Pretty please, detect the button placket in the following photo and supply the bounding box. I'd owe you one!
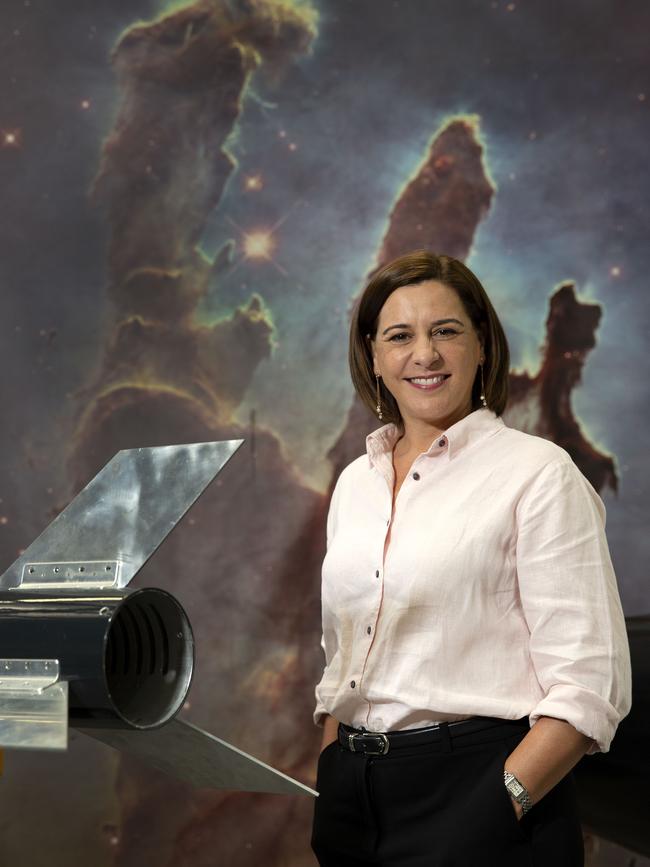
[360,505,388,712]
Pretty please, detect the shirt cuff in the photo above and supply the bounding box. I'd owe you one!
[529,683,627,754]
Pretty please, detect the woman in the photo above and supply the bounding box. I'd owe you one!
[311,251,632,866]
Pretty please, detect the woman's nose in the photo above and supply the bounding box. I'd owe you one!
[412,336,440,366]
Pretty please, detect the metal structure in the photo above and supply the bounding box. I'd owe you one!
[0,441,315,797]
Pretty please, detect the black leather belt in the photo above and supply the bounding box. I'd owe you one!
[338,716,529,757]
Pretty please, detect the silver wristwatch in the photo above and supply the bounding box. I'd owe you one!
[503,771,533,815]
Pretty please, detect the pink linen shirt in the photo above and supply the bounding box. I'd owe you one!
[314,408,632,754]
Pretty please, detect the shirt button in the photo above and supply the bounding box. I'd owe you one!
[375,569,380,578]
[438,438,446,447]
[412,471,420,480]
[367,626,372,635]
[350,680,356,689]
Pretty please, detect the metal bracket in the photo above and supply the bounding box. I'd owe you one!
[20,561,121,590]
[0,440,244,592]
[0,659,68,750]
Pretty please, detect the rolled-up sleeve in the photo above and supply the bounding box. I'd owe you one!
[313,633,329,727]
[516,458,632,754]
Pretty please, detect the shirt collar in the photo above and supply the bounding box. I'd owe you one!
[366,408,505,468]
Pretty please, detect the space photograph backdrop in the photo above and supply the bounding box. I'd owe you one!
[0,0,648,865]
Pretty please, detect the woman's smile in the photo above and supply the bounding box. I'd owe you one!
[404,374,450,390]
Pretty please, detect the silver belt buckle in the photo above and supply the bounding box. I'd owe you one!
[348,731,390,756]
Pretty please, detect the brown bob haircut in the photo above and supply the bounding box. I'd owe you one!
[349,250,510,426]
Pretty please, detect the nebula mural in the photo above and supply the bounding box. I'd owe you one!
[1,1,649,865]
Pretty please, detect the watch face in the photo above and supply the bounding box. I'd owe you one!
[509,780,524,797]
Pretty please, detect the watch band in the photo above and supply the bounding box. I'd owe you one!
[503,771,533,815]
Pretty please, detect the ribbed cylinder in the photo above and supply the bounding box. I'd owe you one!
[0,587,194,729]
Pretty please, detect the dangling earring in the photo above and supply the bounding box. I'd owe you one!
[375,374,383,420]
[479,363,487,407]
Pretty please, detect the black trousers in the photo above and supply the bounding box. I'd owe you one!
[311,717,584,866]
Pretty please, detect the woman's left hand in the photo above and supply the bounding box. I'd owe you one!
[503,715,594,822]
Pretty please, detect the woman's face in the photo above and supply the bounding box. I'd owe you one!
[371,280,484,434]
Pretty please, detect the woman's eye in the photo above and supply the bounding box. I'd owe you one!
[433,328,458,338]
[388,332,410,342]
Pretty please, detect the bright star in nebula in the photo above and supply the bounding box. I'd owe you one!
[2,129,22,148]
[225,204,300,278]
[225,216,286,275]
[244,173,264,191]
[243,231,275,260]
